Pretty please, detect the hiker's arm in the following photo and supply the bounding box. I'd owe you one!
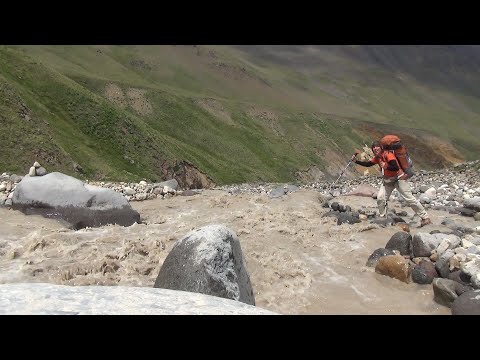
[354,160,375,167]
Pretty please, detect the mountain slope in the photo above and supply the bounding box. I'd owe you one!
[0,45,478,186]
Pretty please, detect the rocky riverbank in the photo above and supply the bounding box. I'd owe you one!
[2,160,479,210]
[1,160,479,314]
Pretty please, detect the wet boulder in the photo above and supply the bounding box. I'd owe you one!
[0,283,274,315]
[336,212,360,225]
[464,197,480,212]
[375,255,411,283]
[385,231,412,256]
[451,289,480,315]
[11,172,140,229]
[433,278,458,307]
[366,248,396,267]
[412,260,438,284]
[154,224,255,305]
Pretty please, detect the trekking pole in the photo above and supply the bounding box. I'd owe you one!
[328,152,358,194]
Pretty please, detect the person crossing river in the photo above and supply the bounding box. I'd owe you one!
[352,140,432,227]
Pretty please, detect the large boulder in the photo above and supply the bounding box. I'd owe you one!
[451,289,480,315]
[461,256,480,289]
[464,197,480,212]
[412,260,438,284]
[448,270,471,286]
[154,224,255,305]
[375,255,411,283]
[0,283,275,315]
[269,186,287,198]
[433,278,458,307]
[9,174,23,183]
[336,212,361,225]
[366,248,396,267]
[154,179,179,191]
[435,249,455,278]
[385,231,412,256]
[412,233,447,258]
[11,172,140,229]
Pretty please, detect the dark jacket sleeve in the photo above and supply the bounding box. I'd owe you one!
[386,159,399,171]
[354,160,375,167]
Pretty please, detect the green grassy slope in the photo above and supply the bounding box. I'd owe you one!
[235,45,480,157]
[1,45,479,185]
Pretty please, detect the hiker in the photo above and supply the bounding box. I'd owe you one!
[351,141,432,227]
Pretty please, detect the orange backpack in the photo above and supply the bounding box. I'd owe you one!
[380,135,415,178]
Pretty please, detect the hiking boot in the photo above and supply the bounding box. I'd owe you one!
[420,218,432,227]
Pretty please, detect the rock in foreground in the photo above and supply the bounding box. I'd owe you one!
[154,224,255,305]
[451,289,480,315]
[0,283,275,315]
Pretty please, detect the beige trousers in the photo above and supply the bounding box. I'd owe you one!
[377,179,428,219]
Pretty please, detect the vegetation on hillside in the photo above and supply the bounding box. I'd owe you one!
[1,45,479,186]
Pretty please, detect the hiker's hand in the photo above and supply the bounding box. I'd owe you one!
[351,154,357,161]
[379,160,386,169]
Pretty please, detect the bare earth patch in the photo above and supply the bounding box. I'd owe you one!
[247,106,284,136]
[247,107,278,121]
[422,136,465,164]
[208,61,270,86]
[322,147,359,178]
[104,84,152,116]
[126,88,153,116]
[104,83,127,109]
[195,98,234,125]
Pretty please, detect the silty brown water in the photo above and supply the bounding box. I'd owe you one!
[2,189,470,315]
